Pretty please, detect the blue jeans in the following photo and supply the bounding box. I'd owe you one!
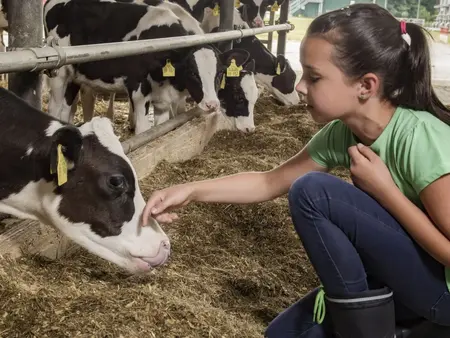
[266,172,450,338]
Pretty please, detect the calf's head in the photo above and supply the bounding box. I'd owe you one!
[178,45,222,113]
[34,117,170,273]
[257,54,300,105]
[239,0,264,27]
[218,49,259,133]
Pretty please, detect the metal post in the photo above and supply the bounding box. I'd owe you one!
[218,0,234,52]
[416,0,421,19]
[267,9,275,52]
[7,0,43,109]
[277,0,289,56]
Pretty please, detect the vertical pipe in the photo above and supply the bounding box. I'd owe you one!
[218,0,234,52]
[277,0,289,56]
[267,9,275,52]
[7,0,43,109]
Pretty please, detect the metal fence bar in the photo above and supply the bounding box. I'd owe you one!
[7,0,43,108]
[218,0,235,52]
[277,0,290,56]
[0,23,293,74]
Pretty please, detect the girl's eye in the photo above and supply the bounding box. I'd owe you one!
[309,75,320,83]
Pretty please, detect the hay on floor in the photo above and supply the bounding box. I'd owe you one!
[0,92,354,337]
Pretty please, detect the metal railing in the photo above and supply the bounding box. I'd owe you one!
[0,23,294,74]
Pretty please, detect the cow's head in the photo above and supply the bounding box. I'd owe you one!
[36,117,170,273]
[177,45,222,113]
[218,48,259,133]
[239,0,264,27]
[256,54,300,105]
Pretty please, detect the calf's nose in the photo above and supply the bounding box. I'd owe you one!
[205,101,219,111]
[161,239,171,252]
[245,126,256,133]
[254,17,264,27]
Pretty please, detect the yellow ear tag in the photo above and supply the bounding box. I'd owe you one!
[271,1,279,11]
[162,59,175,77]
[213,3,220,16]
[220,73,226,89]
[235,0,241,7]
[276,62,281,75]
[56,144,68,186]
[226,59,243,78]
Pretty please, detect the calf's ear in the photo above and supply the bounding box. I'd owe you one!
[49,125,83,186]
[219,48,250,68]
[244,58,255,73]
[275,55,287,74]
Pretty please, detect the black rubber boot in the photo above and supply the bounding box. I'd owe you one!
[325,287,396,338]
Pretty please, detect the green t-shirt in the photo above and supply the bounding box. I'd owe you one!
[306,106,450,291]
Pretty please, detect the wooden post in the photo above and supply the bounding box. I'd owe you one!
[276,0,289,56]
[218,0,234,52]
[7,0,43,109]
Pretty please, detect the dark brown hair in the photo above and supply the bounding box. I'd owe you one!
[306,3,450,124]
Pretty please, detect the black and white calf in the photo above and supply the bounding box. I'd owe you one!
[202,7,299,106]
[238,0,265,27]
[44,0,222,135]
[0,87,170,273]
[217,48,258,133]
[77,0,206,125]
[168,0,216,22]
[69,0,258,133]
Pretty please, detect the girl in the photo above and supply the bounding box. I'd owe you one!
[142,4,450,337]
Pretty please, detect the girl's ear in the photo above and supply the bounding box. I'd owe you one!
[357,72,381,100]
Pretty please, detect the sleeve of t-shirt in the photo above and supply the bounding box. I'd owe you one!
[399,120,450,194]
[306,120,352,169]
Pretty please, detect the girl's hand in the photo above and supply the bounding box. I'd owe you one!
[141,184,194,226]
[348,143,398,201]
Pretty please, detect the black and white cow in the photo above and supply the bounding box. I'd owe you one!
[0,87,170,273]
[67,0,258,133]
[238,0,265,27]
[202,7,299,106]
[168,0,216,22]
[77,0,206,125]
[44,0,223,135]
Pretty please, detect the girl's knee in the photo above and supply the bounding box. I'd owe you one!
[288,171,337,207]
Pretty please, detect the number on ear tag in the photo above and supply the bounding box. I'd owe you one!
[227,59,243,78]
[162,59,175,77]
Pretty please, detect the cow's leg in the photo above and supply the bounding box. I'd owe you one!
[175,95,188,116]
[69,91,79,119]
[66,82,82,123]
[127,99,135,131]
[153,107,171,126]
[106,93,115,121]
[80,85,96,122]
[128,84,152,135]
[47,68,79,123]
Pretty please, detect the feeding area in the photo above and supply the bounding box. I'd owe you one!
[0,0,350,336]
[0,84,354,337]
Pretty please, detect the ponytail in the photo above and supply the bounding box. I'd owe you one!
[306,4,450,125]
[390,22,450,124]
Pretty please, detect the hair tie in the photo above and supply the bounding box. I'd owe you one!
[400,20,411,47]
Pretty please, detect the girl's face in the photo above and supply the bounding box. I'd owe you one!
[296,36,361,123]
